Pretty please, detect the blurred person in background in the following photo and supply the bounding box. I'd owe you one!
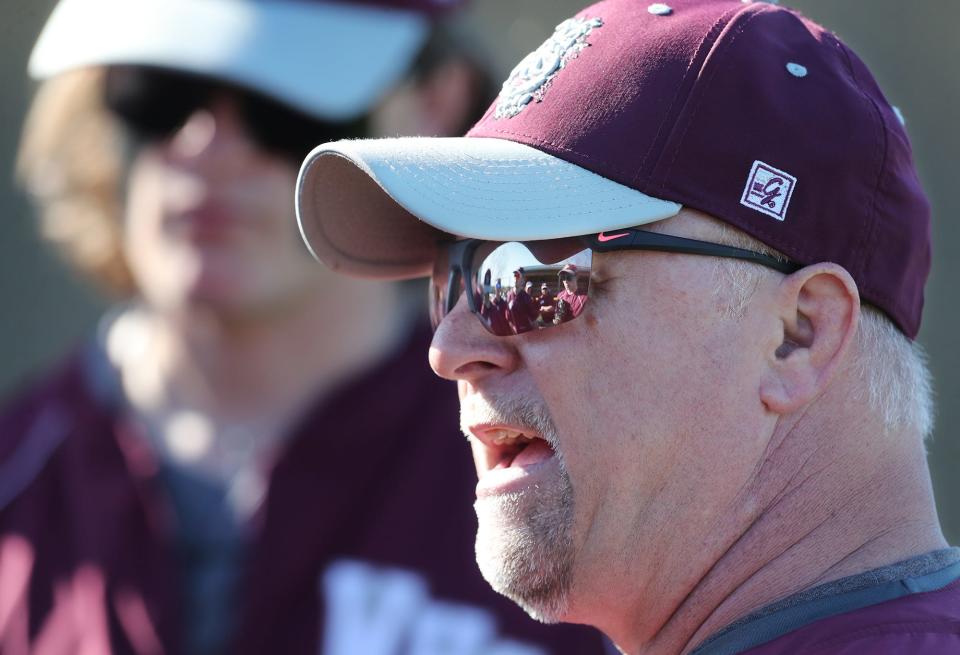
[0,1,610,654]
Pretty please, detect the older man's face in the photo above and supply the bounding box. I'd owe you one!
[428,210,778,625]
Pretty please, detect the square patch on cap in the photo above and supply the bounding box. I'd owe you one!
[740,160,797,221]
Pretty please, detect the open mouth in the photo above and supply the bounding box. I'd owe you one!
[469,425,558,495]
[488,429,556,469]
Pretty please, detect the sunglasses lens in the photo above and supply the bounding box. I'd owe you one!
[104,66,367,162]
[239,93,368,162]
[473,240,590,335]
[431,239,591,336]
[105,66,205,140]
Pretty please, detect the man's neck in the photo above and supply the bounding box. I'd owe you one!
[675,456,946,654]
[596,418,947,655]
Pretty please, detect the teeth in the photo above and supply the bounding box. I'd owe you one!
[490,429,533,446]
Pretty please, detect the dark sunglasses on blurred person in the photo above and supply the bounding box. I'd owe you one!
[104,66,368,162]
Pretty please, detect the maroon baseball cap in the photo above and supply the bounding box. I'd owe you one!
[296,0,931,337]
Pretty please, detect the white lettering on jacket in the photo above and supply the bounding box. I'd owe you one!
[320,560,546,655]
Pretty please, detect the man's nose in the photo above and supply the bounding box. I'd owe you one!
[429,294,519,384]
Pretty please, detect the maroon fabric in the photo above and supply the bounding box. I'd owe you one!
[740,579,960,654]
[509,291,540,334]
[468,0,931,338]
[0,328,607,654]
[482,297,513,335]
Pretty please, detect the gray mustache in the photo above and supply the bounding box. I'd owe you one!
[459,394,561,451]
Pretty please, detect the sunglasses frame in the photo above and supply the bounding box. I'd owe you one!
[433,226,802,332]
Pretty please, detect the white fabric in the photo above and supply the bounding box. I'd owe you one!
[493,16,603,120]
[29,0,429,120]
[296,136,682,276]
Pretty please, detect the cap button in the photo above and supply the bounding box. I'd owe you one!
[647,3,673,16]
[786,62,808,78]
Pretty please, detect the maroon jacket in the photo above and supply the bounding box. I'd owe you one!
[0,328,608,655]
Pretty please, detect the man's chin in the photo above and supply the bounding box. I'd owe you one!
[473,487,575,624]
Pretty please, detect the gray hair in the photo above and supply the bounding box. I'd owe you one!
[711,223,935,439]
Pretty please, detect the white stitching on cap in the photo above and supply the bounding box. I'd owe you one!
[493,16,603,120]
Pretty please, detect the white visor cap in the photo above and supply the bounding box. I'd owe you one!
[29,0,430,121]
[295,136,682,279]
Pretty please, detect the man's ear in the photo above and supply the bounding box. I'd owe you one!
[759,263,860,414]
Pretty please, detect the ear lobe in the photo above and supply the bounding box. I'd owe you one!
[760,264,860,415]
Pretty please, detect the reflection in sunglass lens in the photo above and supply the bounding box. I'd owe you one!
[469,241,591,336]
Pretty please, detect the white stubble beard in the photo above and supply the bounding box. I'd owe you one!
[463,395,576,623]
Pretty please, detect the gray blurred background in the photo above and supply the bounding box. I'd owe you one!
[1,0,957,539]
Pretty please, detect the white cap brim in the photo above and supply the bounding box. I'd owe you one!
[295,136,682,278]
[29,0,429,121]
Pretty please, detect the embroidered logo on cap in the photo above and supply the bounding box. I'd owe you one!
[740,160,797,221]
[493,16,603,120]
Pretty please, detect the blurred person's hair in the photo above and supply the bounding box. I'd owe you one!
[16,20,497,299]
[16,68,368,298]
[17,68,134,296]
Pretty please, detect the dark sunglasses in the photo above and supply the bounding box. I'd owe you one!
[430,227,801,336]
[104,66,367,162]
